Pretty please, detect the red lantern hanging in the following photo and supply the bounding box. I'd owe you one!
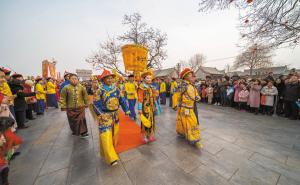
[247,0,253,4]
[245,19,249,23]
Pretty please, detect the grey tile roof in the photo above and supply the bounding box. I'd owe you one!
[154,67,176,77]
[195,66,225,75]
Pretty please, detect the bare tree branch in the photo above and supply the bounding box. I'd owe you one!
[199,0,300,48]
[86,37,125,76]
[188,53,206,71]
[119,13,168,69]
[87,13,168,73]
[233,44,273,76]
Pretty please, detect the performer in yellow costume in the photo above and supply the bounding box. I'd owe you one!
[173,68,203,149]
[169,78,178,107]
[137,70,157,144]
[35,77,46,115]
[46,77,58,108]
[159,79,167,105]
[124,74,138,120]
[92,69,130,166]
[0,68,15,116]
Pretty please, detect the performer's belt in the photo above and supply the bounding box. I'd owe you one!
[102,109,118,113]
[179,105,194,109]
[99,125,112,133]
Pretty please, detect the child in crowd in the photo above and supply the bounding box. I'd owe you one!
[261,81,278,115]
[206,84,214,104]
[233,80,241,108]
[249,79,262,115]
[238,83,249,111]
[0,117,22,185]
[226,85,234,107]
[201,84,207,103]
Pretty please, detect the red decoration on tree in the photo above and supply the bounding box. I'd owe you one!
[245,19,249,23]
[247,0,253,4]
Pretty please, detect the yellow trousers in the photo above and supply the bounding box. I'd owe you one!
[176,108,201,144]
[98,112,119,164]
[141,112,155,138]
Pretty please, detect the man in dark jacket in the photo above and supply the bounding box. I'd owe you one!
[220,77,230,106]
[9,74,35,129]
[275,76,286,115]
[284,75,300,120]
[265,72,275,82]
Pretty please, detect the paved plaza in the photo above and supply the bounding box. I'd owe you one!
[10,102,300,185]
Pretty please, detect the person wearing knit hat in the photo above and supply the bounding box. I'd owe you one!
[23,79,36,120]
[91,69,130,166]
[172,68,203,149]
[11,73,23,80]
[9,73,35,129]
[0,68,11,81]
[137,70,157,144]
[59,71,70,93]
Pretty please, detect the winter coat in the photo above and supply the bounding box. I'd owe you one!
[284,82,300,102]
[234,84,241,102]
[206,87,214,96]
[213,84,221,98]
[238,89,249,103]
[261,86,278,106]
[248,85,261,108]
[9,79,36,112]
[23,83,36,104]
[275,82,286,98]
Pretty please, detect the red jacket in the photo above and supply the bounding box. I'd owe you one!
[23,84,35,104]
[0,129,23,167]
[0,93,3,104]
[4,129,22,150]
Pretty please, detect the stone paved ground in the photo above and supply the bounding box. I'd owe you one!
[9,101,300,185]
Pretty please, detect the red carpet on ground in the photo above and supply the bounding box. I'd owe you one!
[115,111,144,153]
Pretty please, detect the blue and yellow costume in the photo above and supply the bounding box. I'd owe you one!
[138,81,156,142]
[93,84,129,165]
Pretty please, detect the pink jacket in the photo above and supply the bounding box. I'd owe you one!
[234,84,241,102]
[238,89,249,102]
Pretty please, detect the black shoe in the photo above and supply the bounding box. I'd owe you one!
[19,125,29,129]
[80,133,89,138]
[10,152,21,160]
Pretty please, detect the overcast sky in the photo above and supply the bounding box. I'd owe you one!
[1,0,299,76]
